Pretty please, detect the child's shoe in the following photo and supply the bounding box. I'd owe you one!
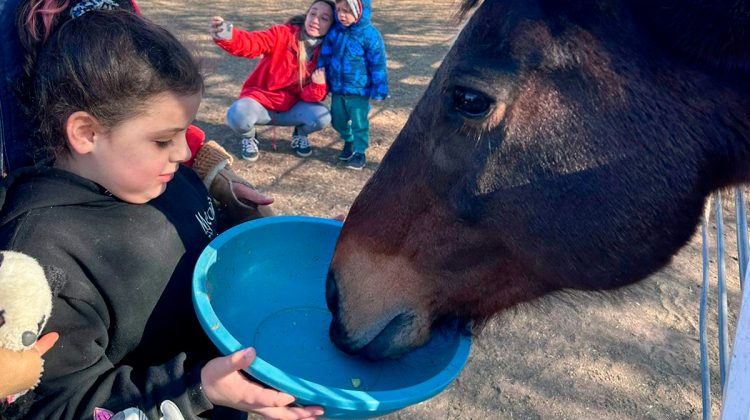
[241,137,259,161]
[346,153,366,170]
[338,141,354,161]
[291,134,312,157]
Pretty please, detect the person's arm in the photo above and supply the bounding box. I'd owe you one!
[300,68,328,103]
[0,333,59,400]
[7,214,319,420]
[364,29,388,101]
[183,127,272,218]
[192,141,274,230]
[0,348,42,400]
[0,225,211,418]
[211,17,282,59]
[183,125,206,167]
[30,294,212,418]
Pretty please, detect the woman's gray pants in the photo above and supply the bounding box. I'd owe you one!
[226,97,331,140]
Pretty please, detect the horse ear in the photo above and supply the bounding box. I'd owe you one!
[633,0,750,74]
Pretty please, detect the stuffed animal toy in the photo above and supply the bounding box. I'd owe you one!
[0,251,56,407]
[0,251,182,419]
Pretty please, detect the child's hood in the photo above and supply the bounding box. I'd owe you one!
[340,0,371,26]
[0,166,116,226]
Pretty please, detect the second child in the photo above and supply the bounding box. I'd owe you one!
[318,0,388,170]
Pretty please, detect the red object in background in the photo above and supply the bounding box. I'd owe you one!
[184,125,206,167]
[129,0,205,168]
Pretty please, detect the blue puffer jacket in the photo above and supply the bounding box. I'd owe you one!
[317,0,388,100]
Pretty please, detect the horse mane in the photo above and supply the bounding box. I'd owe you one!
[457,0,482,20]
[632,0,750,75]
[458,0,750,75]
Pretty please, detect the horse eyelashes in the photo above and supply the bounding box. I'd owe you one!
[452,87,492,118]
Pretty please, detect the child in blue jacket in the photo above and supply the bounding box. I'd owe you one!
[318,0,388,170]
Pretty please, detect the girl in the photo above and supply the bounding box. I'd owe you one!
[0,5,321,420]
[212,0,335,161]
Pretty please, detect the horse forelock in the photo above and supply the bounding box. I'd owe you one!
[460,0,750,75]
[458,0,483,20]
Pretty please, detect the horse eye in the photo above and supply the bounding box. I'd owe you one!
[452,87,492,118]
[0,309,5,328]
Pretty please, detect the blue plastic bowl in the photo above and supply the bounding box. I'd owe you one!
[193,216,471,418]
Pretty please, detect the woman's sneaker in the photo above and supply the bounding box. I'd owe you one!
[291,134,312,157]
[241,137,259,161]
[346,153,366,170]
[338,141,354,161]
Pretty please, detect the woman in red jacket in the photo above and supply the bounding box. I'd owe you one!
[212,0,335,162]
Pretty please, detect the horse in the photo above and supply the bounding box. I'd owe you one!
[325,0,750,360]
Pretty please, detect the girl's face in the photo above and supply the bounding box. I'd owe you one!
[85,92,201,203]
[305,2,334,37]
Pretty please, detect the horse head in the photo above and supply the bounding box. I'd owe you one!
[327,0,750,359]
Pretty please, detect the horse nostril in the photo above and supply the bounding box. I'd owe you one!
[22,331,37,347]
[326,269,339,316]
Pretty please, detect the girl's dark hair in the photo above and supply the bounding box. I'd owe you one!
[15,6,203,159]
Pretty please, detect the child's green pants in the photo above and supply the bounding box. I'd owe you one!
[331,94,370,154]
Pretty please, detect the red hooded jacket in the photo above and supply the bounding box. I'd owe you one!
[214,24,328,112]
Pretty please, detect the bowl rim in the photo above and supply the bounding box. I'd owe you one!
[192,215,472,412]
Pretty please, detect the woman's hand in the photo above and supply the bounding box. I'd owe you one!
[201,348,324,419]
[210,16,231,40]
[210,16,224,36]
[311,68,326,85]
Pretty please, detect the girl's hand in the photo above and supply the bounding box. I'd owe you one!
[311,68,326,85]
[210,16,227,39]
[201,348,324,419]
[0,333,58,399]
[35,332,59,356]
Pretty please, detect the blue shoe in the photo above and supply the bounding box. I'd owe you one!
[338,142,354,161]
[346,153,366,170]
[291,134,312,157]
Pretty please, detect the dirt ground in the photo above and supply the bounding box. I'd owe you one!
[141,0,743,418]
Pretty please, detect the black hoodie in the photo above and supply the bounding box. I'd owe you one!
[0,165,225,418]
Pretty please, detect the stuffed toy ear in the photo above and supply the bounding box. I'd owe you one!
[42,265,67,298]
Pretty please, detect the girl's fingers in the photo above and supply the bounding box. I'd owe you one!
[253,406,325,420]
[219,348,255,375]
[35,332,59,355]
[245,383,296,407]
